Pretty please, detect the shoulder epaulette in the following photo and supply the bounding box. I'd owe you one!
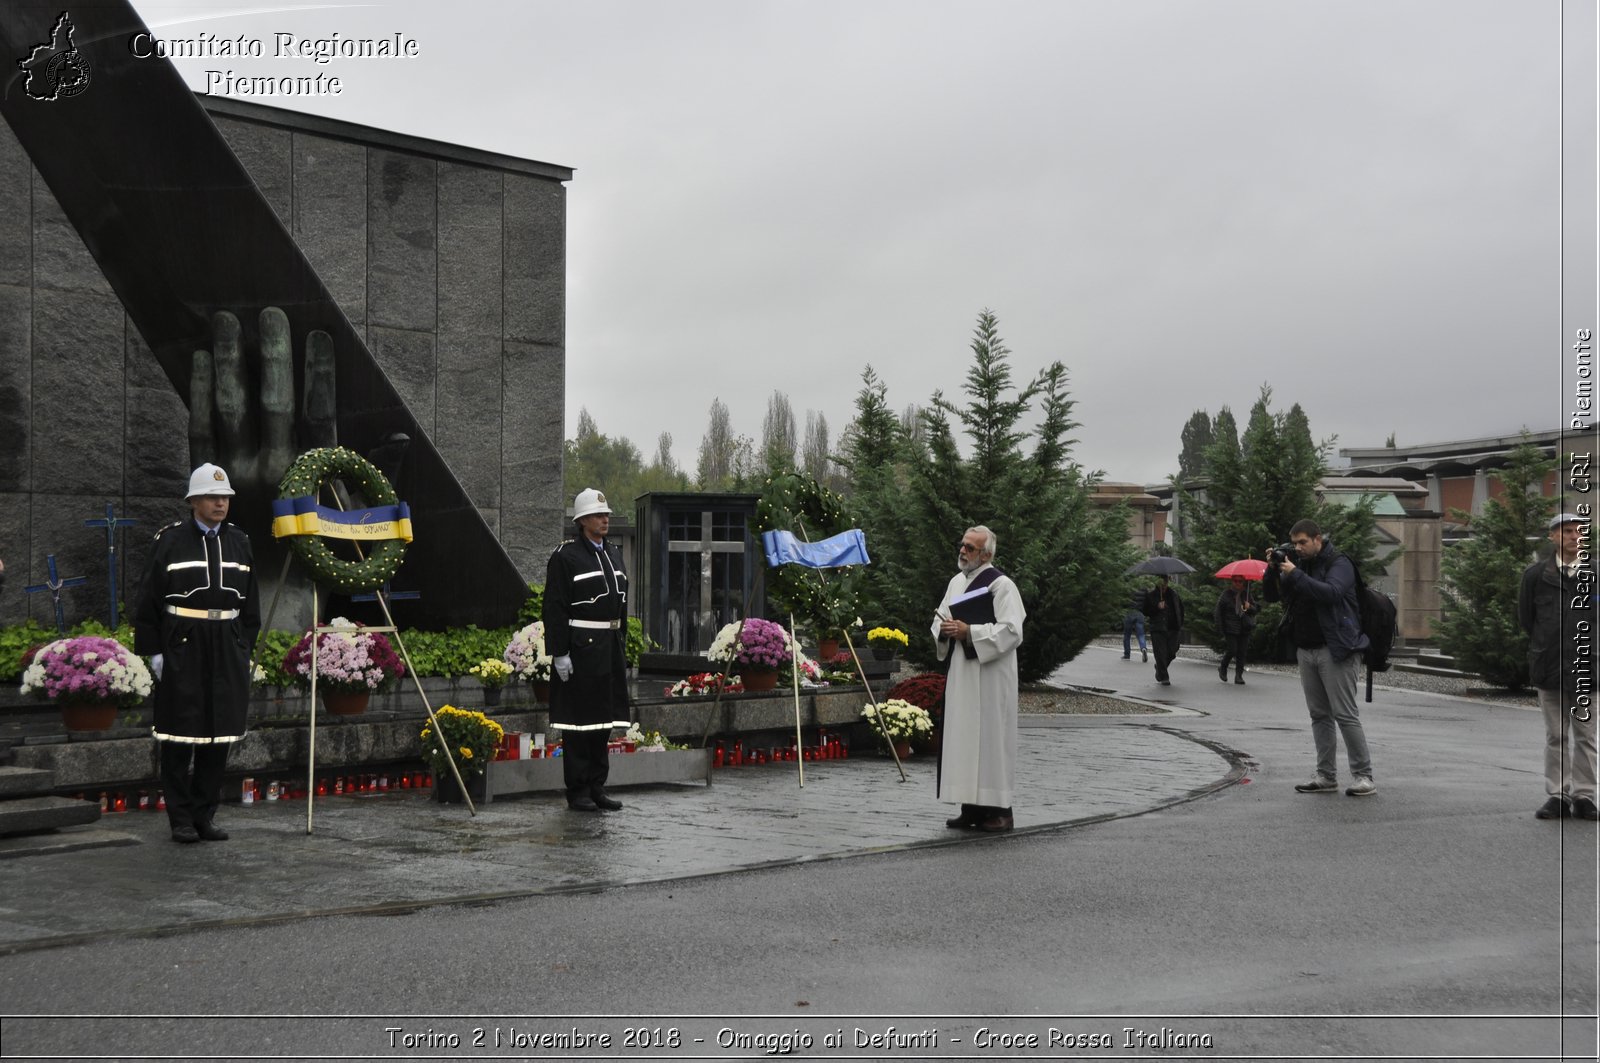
[152,520,185,540]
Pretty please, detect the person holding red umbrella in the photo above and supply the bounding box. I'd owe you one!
[1214,574,1259,684]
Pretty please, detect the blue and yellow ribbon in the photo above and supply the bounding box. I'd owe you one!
[271,497,414,543]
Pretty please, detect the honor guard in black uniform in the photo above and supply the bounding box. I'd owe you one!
[543,488,632,812]
[134,464,261,843]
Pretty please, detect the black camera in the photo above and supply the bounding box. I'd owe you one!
[1269,543,1295,567]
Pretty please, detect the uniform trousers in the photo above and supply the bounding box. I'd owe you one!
[558,727,612,798]
[159,740,230,829]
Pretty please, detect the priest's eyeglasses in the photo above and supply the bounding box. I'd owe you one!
[958,542,981,552]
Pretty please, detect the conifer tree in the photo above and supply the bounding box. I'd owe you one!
[1176,386,1379,659]
[845,310,1134,682]
[1435,438,1554,688]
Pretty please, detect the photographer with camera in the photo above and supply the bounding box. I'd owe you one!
[1263,519,1375,797]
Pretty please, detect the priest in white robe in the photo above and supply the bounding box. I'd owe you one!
[932,525,1026,833]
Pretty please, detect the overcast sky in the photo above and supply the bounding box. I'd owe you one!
[134,0,1570,486]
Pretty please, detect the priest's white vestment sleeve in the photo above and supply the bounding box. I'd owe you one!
[930,564,1026,809]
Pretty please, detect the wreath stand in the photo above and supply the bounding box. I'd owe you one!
[253,448,476,834]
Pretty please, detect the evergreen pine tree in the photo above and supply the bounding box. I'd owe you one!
[1176,387,1378,660]
[850,310,1134,682]
[1435,438,1555,688]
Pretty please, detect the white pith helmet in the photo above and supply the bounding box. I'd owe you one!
[573,488,611,521]
[186,463,235,499]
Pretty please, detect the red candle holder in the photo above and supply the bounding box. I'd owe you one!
[112,792,127,813]
[316,779,328,796]
[155,791,166,810]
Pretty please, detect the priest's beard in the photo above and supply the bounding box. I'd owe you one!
[958,554,980,574]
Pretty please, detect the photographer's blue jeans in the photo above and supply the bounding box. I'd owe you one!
[1297,646,1372,780]
[1122,612,1146,656]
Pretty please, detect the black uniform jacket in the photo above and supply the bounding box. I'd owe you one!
[134,520,261,743]
[543,536,632,731]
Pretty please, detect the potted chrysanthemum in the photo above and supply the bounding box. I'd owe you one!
[468,657,512,707]
[20,635,153,731]
[419,704,503,803]
[282,617,406,716]
[707,617,795,691]
[860,697,934,758]
[503,620,552,703]
[866,626,909,660]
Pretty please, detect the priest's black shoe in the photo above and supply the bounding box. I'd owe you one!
[590,789,623,811]
[195,821,229,841]
[978,813,1014,833]
[1535,796,1569,820]
[945,812,982,830]
[170,825,201,844]
[567,795,600,812]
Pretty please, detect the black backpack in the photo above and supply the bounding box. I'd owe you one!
[1348,557,1398,701]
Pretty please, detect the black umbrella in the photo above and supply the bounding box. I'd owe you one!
[1125,556,1197,577]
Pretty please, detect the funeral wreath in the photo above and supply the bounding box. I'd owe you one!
[275,446,408,592]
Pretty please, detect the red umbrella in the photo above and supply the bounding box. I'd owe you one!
[1214,558,1269,581]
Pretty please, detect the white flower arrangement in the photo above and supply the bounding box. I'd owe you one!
[503,621,552,682]
[860,698,934,742]
[21,636,153,707]
[706,618,795,669]
[624,724,684,751]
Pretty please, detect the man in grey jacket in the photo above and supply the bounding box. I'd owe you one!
[1264,518,1374,797]
[1518,512,1599,820]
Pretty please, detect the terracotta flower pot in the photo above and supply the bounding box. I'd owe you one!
[816,638,840,661]
[892,739,913,759]
[60,701,118,732]
[740,667,779,692]
[322,691,370,716]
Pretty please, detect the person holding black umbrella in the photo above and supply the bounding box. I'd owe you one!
[1142,575,1185,686]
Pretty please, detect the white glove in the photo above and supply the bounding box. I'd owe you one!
[151,654,164,681]
[553,655,572,682]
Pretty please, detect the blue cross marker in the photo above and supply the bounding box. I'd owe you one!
[24,554,89,635]
[84,503,138,629]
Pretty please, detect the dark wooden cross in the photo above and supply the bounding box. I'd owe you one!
[24,554,89,635]
[84,503,138,629]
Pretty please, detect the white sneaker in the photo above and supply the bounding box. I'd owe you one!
[1294,774,1338,793]
[1346,777,1377,797]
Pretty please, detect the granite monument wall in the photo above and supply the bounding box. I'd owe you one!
[0,97,569,628]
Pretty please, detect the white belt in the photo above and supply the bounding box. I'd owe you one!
[570,619,621,629]
[167,605,240,621]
